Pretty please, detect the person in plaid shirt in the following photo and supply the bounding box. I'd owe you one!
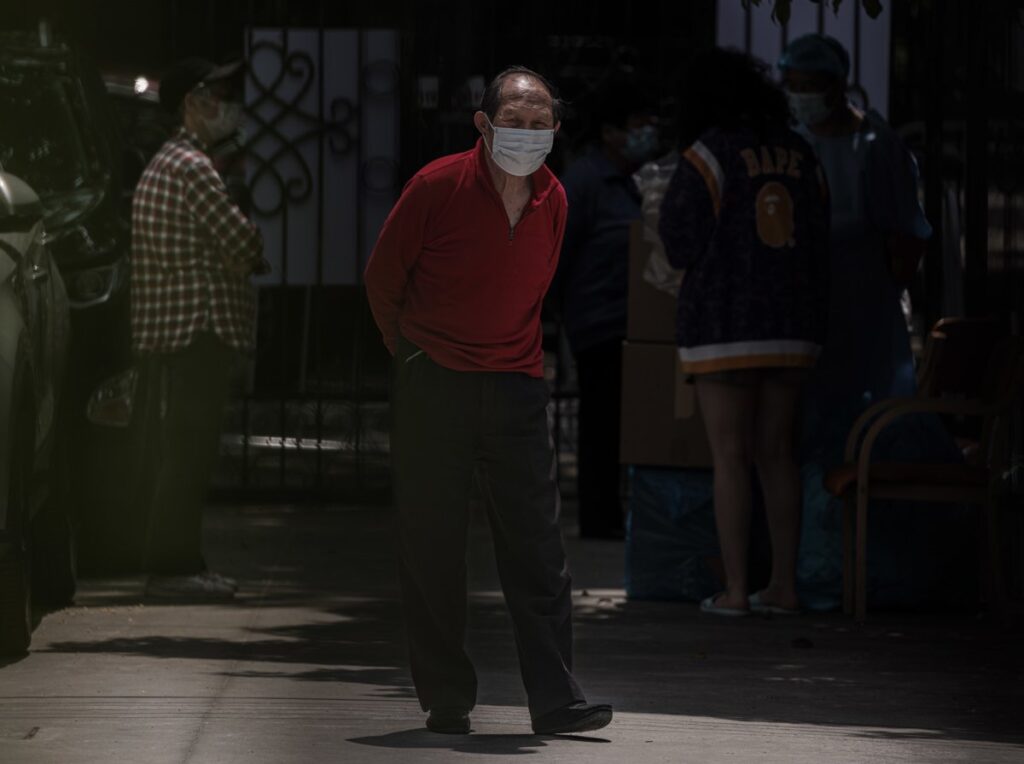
[131,57,267,600]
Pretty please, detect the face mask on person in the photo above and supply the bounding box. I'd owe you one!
[786,91,832,127]
[484,116,554,176]
[622,124,659,163]
[200,99,244,143]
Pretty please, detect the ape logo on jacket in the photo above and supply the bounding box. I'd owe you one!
[755,182,795,248]
[740,146,802,249]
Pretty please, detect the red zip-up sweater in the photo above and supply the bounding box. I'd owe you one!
[365,138,566,378]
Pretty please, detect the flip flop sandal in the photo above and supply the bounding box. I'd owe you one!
[700,593,750,617]
[749,591,801,616]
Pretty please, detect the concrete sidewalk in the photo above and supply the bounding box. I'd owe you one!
[1,504,1022,763]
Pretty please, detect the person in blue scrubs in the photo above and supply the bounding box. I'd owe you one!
[778,35,968,610]
[780,34,931,424]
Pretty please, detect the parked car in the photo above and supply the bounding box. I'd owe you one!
[0,170,73,656]
[0,29,137,572]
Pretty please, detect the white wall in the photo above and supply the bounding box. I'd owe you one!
[715,0,891,117]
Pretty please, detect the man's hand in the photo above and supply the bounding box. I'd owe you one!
[226,257,271,277]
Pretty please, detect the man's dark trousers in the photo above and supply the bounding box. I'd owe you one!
[136,332,237,575]
[391,339,584,719]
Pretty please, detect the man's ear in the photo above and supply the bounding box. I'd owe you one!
[554,120,562,135]
[183,91,203,119]
[472,110,490,137]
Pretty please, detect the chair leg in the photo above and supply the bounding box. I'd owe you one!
[855,482,869,624]
[842,493,855,616]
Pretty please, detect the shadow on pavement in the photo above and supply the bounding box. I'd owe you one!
[0,655,28,669]
[348,729,610,755]
[34,504,1024,748]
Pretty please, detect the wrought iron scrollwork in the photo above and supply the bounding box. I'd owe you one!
[243,39,358,218]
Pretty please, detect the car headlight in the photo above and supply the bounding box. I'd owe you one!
[65,259,125,308]
[86,368,137,428]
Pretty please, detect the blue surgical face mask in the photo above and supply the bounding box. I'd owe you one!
[786,91,833,127]
[484,116,554,176]
[623,124,659,163]
[198,97,244,143]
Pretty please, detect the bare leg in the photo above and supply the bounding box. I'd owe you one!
[753,377,803,610]
[694,378,756,611]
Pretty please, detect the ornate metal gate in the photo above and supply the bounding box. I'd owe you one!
[161,2,402,502]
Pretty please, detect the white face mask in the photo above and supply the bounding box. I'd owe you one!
[786,91,832,127]
[201,100,244,143]
[484,116,554,176]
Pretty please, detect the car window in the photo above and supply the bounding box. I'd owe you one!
[0,70,103,201]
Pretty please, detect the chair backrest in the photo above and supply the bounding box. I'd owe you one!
[918,317,1003,398]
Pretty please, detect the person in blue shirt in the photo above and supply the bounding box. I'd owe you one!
[552,80,659,539]
[779,34,931,428]
[778,35,959,611]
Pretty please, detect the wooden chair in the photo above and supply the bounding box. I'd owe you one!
[823,331,1023,623]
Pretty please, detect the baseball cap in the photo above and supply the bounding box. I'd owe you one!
[159,57,245,114]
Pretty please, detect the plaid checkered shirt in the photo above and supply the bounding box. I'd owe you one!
[131,128,264,354]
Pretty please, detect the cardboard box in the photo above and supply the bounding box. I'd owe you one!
[626,219,677,344]
[620,340,712,468]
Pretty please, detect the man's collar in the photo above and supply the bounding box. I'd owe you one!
[175,126,208,152]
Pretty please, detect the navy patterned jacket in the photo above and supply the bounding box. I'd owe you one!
[659,125,830,374]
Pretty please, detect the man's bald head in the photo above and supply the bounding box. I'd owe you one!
[480,66,563,124]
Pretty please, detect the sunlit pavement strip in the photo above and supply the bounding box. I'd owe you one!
[2,697,1022,763]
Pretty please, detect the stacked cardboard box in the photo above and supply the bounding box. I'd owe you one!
[620,220,712,469]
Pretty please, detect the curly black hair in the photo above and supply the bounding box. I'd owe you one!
[674,47,791,148]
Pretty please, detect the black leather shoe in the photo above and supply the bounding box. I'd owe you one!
[426,709,471,734]
[531,702,613,734]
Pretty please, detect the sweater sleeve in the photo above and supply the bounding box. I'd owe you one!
[542,184,568,295]
[658,148,716,271]
[364,174,432,354]
[181,157,264,270]
[864,117,932,241]
[806,152,832,344]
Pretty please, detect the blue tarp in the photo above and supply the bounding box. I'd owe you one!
[798,410,978,612]
[625,467,719,601]
[625,408,977,611]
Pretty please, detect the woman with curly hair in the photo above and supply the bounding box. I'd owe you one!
[659,48,830,616]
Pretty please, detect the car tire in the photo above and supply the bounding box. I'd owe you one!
[0,412,33,657]
[31,506,76,609]
[31,433,76,609]
[0,547,31,657]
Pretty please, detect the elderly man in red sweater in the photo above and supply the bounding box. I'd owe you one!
[365,66,612,737]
